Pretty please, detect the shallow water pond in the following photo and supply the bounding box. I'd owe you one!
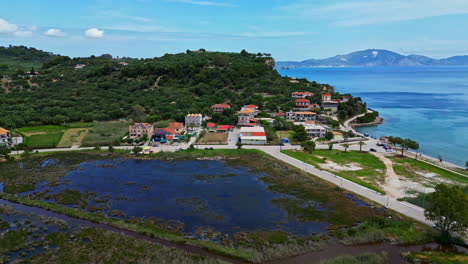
[21,159,333,237]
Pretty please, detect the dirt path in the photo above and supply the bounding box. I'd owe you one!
[371,152,405,198]
[57,128,89,147]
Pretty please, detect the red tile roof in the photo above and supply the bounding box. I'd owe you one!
[217,125,233,130]
[0,128,10,135]
[244,105,258,109]
[163,128,176,134]
[167,122,184,130]
[211,104,230,108]
[295,99,310,103]
[207,123,216,128]
[322,93,331,96]
[274,113,286,116]
[251,132,266,136]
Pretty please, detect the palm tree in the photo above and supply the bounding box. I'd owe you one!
[358,141,365,152]
[342,143,350,152]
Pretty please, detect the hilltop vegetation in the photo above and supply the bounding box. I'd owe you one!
[0,46,366,128]
[0,46,56,75]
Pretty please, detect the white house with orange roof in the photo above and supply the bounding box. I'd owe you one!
[0,128,11,146]
[239,127,267,145]
[167,122,185,133]
[292,92,314,99]
[129,123,154,139]
[238,109,257,126]
[294,98,311,110]
[211,104,231,112]
[322,93,332,102]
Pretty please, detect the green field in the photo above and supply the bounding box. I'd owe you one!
[282,150,386,194]
[16,125,66,149]
[81,121,129,147]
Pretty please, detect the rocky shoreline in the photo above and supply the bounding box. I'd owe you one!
[352,117,384,127]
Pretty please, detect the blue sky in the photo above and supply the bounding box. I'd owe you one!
[1,0,468,60]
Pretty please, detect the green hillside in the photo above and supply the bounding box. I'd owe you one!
[0,46,56,75]
[0,47,365,128]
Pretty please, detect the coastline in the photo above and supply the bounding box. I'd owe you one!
[351,117,384,127]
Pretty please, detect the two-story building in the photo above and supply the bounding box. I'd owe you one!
[152,128,178,143]
[211,104,231,112]
[294,99,311,110]
[303,124,327,138]
[285,111,317,122]
[129,123,154,139]
[291,92,314,99]
[240,105,259,112]
[0,128,11,147]
[185,114,203,130]
[238,109,257,126]
[322,93,332,102]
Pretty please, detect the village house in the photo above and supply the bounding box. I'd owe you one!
[286,111,317,122]
[240,105,259,112]
[238,109,257,126]
[294,98,311,110]
[129,123,154,139]
[118,62,128,66]
[239,127,267,145]
[167,122,184,133]
[0,128,11,147]
[211,104,231,112]
[272,112,286,118]
[332,131,344,140]
[342,96,349,103]
[185,113,203,131]
[152,128,178,143]
[322,100,339,111]
[74,64,86,69]
[291,92,314,99]
[206,122,216,132]
[322,93,332,102]
[302,124,327,138]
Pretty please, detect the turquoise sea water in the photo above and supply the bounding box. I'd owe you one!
[277,67,468,166]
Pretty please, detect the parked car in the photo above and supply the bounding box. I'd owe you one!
[153,143,159,147]
[369,148,377,152]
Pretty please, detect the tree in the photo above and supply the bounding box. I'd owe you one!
[328,142,334,151]
[406,139,420,159]
[358,141,365,152]
[132,146,142,155]
[0,148,11,159]
[301,141,316,153]
[130,105,145,122]
[466,161,468,170]
[342,143,350,152]
[424,184,468,242]
[292,125,309,142]
[325,131,334,141]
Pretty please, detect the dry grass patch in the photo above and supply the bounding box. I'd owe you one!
[57,128,90,147]
[198,132,228,145]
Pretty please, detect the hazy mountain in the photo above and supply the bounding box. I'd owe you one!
[277,49,468,67]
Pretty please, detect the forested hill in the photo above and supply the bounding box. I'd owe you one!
[1,48,357,128]
[0,46,56,75]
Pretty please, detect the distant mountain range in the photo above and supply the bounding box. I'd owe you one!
[276,49,468,68]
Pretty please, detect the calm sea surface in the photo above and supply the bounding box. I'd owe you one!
[278,67,468,166]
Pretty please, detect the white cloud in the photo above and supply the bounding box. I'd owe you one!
[0,18,18,33]
[45,28,66,37]
[85,28,104,38]
[167,0,233,7]
[13,30,33,37]
[282,0,468,26]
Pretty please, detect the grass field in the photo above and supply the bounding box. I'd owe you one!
[403,251,468,264]
[197,132,228,144]
[391,157,468,185]
[81,121,129,147]
[17,125,66,149]
[282,150,386,194]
